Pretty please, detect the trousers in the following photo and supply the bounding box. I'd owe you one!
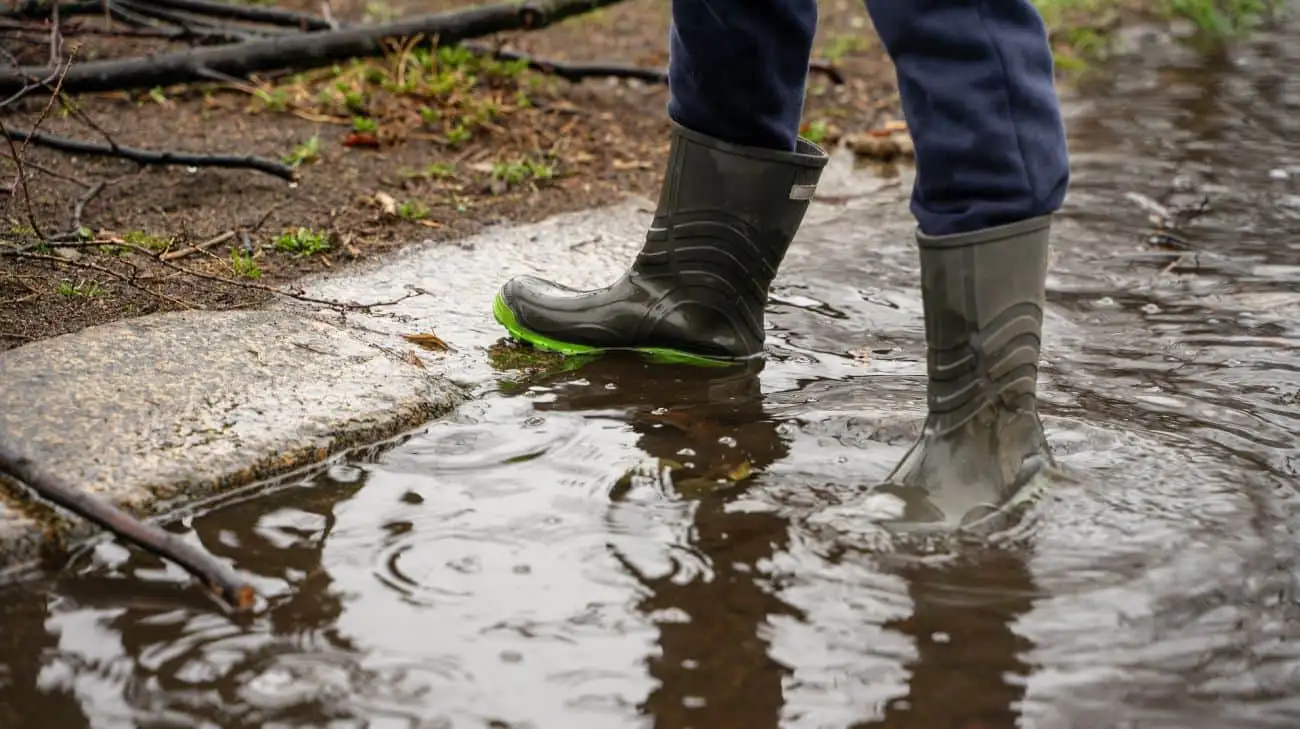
[667,0,1071,237]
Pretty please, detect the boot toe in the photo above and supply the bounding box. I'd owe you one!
[498,274,589,336]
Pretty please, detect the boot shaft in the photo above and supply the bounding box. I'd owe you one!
[637,122,828,296]
[916,215,1051,434]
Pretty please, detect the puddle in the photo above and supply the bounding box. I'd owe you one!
[4,19,1300,729]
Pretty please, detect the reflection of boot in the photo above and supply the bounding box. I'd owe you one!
[515,355,795,729]
[493,122,828,366]
[881,216,1057,532]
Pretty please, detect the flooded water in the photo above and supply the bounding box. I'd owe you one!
[5,19,1300,729]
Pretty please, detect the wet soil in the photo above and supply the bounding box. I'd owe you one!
[2,9,1299,727]
[0,0,915,349]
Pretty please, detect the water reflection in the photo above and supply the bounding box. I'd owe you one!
[514,355,798,728]
[854,552,1036,729]
[4,13,1300,726]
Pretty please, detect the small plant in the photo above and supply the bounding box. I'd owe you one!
[446,124,472,146]
[396,200,430,220]
[352,116,379,134]
[254,87,290,112]
[123,230,173,251]
[823,34,872,63]
[56,278,107,297]
[801,119,830,144]
[491,158,557,187]
[230,248,262,278]
[284,135,321,166]
[273,227,331,256]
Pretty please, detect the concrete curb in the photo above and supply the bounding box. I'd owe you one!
[0,308,466,567]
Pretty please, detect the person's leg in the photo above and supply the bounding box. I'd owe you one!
[863,0,1069,531]
[492,0,828,364]
[666,0,817,152]
[864,0,1070,236]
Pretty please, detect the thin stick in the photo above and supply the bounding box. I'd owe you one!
[0,151,91,187]
[67,178,105,232]
[0,442,257,612]
[152,252,426,311]
[159,230,234,261]
[4,250,200,309]
[3,128,297,181]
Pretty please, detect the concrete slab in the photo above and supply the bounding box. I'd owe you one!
[0,309,465,565]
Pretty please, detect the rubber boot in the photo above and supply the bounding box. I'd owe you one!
[492,121,829,366]
[878,215,1058,535]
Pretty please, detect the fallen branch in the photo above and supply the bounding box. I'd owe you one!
[1,1,102,20]
[463,42,847,86]
[112,0,267,44]
[143,0,333,31]
[0,442,257,612]
[0,0,632,95]
[2,128,297,181]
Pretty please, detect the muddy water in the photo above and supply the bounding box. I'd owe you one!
[5,24,1300,729]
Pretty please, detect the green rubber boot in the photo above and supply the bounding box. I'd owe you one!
[493,121,829,366]
[878,215,1060,535]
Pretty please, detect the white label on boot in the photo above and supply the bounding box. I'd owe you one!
[789,184,817,201]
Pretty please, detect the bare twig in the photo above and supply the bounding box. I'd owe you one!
[0,153,90,186]
[0,0,635,95]
[67,178,105,232]
[0,121,46,239]
[153,253,427,311]
[0,66,61,108]
[0,442,257,612]
[159,230,234,261]
[48,0,63,67]
[3,249,201,309]
[2,128,297,181]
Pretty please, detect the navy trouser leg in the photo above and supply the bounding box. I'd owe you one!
[667,0,817,152]
[864,0,1070,236]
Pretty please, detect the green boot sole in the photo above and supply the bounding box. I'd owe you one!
[492,292,737,369]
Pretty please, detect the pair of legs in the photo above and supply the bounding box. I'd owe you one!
[492,0,1071,530]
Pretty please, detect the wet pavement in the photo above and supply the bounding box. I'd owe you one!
[4,19,1300,729]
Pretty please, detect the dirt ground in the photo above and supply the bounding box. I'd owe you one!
[0,0,1134,351]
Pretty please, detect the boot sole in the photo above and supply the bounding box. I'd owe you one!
[492,293,738,368]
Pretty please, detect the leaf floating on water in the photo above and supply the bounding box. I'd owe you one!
[402,331,450,351]
[727,461,753,482]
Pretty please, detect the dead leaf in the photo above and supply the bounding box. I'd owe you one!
[402,350,426,369]
[343,132,381,148]
[373,192,398,216]
[402,331,449,351]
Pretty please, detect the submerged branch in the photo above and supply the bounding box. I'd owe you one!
[0,443,257,612]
